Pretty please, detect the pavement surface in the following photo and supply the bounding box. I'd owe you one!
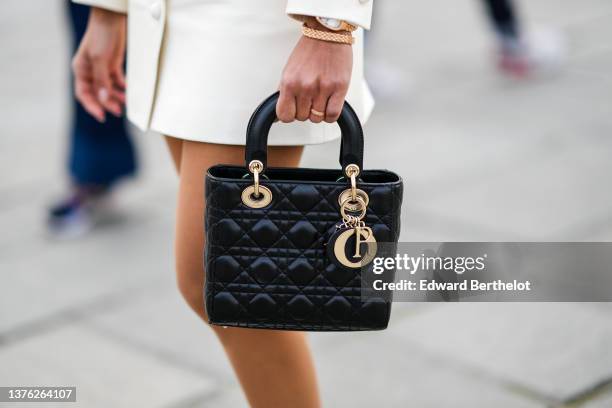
[1,0,612,407]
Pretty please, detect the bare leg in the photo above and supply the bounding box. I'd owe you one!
[164,135,183,174]
[164,137,318,408]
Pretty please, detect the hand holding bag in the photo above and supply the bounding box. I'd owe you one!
[205,92,403,331]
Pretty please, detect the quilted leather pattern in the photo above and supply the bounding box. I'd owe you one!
[204,166,403,331]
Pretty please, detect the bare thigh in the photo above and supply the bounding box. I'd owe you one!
[164,135,183,173]
[164,136,318,408]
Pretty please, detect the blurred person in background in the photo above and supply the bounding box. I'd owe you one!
[368,0,564,98]
[482,0,532,77]
[70,0,373,406]
[481,0,565,77]
[48,2,137,238]
[483,0,565,78]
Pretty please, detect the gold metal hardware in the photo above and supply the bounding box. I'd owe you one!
[340,195,367,221]
[241,185,272,208]
[338,188,369,212]
[354,224,363,257]
[248,159,264,197]
[345,163,360,178]
[350,172,357,201]
[345,163,361,204]
[253,167,260,197]
[242,160,272,208]
[333,163,377,268]
[249,160,264,173]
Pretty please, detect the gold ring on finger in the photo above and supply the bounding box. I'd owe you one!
[310,109,325,117]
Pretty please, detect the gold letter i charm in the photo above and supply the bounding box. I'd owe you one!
[354,225,362,257]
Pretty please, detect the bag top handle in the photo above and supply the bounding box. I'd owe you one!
[245,92,364,174]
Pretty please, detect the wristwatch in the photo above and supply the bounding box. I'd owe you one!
[315,16,357,32]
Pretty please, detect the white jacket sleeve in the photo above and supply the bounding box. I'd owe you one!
[72,0,128,13]
[286,0,373,30]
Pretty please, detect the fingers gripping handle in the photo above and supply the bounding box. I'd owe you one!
[245,92,364,172]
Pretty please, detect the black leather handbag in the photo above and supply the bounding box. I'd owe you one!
[204,92,403,331]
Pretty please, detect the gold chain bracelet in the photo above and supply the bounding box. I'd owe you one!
[301,24,354,45]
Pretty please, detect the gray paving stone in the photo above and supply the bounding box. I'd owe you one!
[178,317,545,408]
[584,303,612,316]
[194,386,249,408]
[307,303,436,350]
[0,217,174,333]
[87,285,235,382]
[583,388,612,408]
[311,329,542,408]
[527,0,612,27]
[412,139,612,240]
[390,303,612,402]
[0,324,214,408]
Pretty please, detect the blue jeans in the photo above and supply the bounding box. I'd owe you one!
[67,2,137,187]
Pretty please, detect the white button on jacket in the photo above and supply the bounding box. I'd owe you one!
[149,1,161,20]
[72,0,374,145]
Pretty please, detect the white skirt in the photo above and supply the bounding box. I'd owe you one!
[147,0,374,145]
